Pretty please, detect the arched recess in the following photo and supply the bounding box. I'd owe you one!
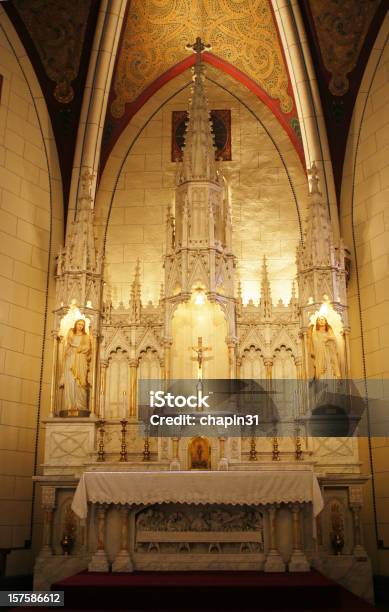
[340,13,389,573]
[240,346,265,379]
[0,8,63,568]
[95,64,309,308]
[102,51,305,174]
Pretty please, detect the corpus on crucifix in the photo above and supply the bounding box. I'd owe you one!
[190,336,212,380]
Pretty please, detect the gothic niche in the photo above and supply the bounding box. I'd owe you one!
[139,347,161,380]
[189,437,211,470]
[272,346,298,435]
[105,348,130,419]
[330,499,345,555]
[240,346,265,379]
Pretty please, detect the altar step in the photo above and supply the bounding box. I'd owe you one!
[52,570,378,610]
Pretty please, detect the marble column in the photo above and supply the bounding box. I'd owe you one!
[351,505,367,559]
[288,503,310,571]
[89,332,99,416]
[99,360,108,418]
[40,487,56,557]
[88,504,109,572]
[129,360,138,418]
[218,437,228,470]
[264,504,285,572]
[170,437,181,470]
[164,341,172,383]
[49,335,59,417]
[112,506,133,572]
[227,339,236,379]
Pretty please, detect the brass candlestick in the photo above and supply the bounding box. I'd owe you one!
[96,419,106,462]
[295,430,303,461]
[272,436,280,461]
[119,419,128,462]
[249,436,257,461]
[143,426,151,462]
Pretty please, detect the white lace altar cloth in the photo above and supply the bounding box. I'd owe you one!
[71,470,324,519]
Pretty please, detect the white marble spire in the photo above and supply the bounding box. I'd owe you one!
[129,259,142,324]
[298,162,335,269]
[260,255,272,321]
[182,38,218,183]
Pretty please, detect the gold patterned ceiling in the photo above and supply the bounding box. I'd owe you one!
[111,0,294,118]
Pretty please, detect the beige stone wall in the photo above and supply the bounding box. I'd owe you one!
[97,66,308,308]
[0,14,62,573]
[341,18,389,574]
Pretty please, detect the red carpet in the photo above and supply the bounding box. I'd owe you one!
[49,570,378,610]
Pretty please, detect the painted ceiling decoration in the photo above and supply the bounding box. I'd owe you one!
[300,0,387,201]
[102,0,303,176]
[12,0,92,104]
[4,0,100,211]
[309,0,380,97]
[111,0,294,118]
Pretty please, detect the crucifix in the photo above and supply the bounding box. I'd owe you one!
[190,336,212,380]
[185,37,212,77]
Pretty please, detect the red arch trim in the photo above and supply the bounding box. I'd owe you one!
[101,52,305,175]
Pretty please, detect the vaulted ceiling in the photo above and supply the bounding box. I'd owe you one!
[3,0,387,206]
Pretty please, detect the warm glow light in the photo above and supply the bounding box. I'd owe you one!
[309,300,343,337]
[319,301,329,316]
[194,289,205,305]
[59,304,90,337]
[86,300,92,308]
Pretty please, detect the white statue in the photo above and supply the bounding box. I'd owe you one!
[309,316,341,379]
[60,319,92,413]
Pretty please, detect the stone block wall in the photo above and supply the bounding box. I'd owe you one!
[341,17,389,574]
[0,13,62,574]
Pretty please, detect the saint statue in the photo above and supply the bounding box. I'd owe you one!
[60,319,92,414]
[309,316,341,380]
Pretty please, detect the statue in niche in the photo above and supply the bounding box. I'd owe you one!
[189,436,211,469]
[60,320,92,415]
[309,316,341,380]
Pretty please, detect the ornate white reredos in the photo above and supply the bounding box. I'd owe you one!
[52,57,350,417]
[38,42,371,602]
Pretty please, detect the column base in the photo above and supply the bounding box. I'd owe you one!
[170,459,181,471]
[264,550,285,572]
[218,458,229,471]
[88,550,109,572]
[288,549,310,572]
[39,546,52,558]
[112,550,133,573]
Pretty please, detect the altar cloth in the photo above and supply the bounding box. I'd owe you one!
[71,470,324,519]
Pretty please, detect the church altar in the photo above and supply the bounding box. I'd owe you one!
[71,469,324,520]
[33,40,374,604]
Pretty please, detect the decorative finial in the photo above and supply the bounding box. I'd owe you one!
[186,37,212,79]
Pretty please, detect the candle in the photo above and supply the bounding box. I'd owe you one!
[122,391,127,418]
